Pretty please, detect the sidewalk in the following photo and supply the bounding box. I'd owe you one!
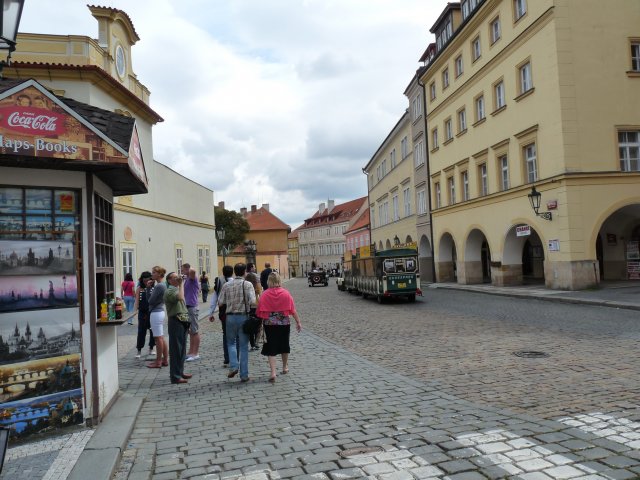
[428,280,640,311]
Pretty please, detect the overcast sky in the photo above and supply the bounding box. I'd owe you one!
[20,0,447,228]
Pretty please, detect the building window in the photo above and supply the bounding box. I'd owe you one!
[417,189,427,215]
[461,171,469,201]
[494,80,506,109]
[403,187,411,217]
[442,68,450,89]
[401,136,409,159]
[415,140,425,167]
[435,182,441,208]
[475,95,485,121]
[390,148,397,169]
[632,43,640,71]
[458,109,467,133]
[381,159,387,177]
[514,0,527,21]
[448,177,456,205]
[432,128,439,149]
[376,165,381,181]
[490,17,501,44]
[472,36,481,62]
[122,248,134,280]
[519,61,533,94]
[383,200,389,225]
[445,118,453,141]
[462,0,480,20]
[392,194,399,220]
[500,155,509,190]
[479,163,488,196]
[619,131,640,171]
[370,207,375,229]
[412,94,422,119]
[524,143,537,183]
[378,205,384,227]
[455,54,464,77]
[430,82,436,101]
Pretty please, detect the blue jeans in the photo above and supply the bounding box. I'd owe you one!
[123,296,135,312]
[226,313,249,379]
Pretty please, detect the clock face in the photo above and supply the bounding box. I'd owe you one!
[115,45,126,79]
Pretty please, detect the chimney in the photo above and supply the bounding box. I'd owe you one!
[240,207,247,215]
[318,202,325,213]
[261,203,269,212]
[251,204,257,213]
[328,199,335,212]
[217,201,225,209]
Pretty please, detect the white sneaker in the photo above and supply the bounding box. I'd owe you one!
[185,355,200,362]
[135,352,141,359]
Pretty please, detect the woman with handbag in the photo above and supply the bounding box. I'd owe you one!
[256,272,302,382]
[146,266,169,369]
[165,272,192,384]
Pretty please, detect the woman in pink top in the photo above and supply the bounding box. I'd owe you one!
[256,272,302,382]
[121,273,136,321]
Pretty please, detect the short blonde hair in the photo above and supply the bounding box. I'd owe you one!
[267,272,281,288]
[152,266,166,277]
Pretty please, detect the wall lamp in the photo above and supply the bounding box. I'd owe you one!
[527,186,552,221]
[0,0,25,77]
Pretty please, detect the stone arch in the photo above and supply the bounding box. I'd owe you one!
[385,239,392,250]
[436,231,458,282]
[462,228,492,284]
[418,234,434,282]
[378,240,383,251]
[405,235,413,243]
[592,202,640,281]
[501,223,545,286]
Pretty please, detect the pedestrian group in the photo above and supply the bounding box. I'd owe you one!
[126,261,302,384]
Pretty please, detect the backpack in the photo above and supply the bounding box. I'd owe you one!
[214,276,227,295]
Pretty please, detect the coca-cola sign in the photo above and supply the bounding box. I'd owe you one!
[0,107,66,135]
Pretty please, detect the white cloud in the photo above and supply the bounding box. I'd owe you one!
[19,0,446,226]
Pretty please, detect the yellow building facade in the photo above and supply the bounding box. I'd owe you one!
[364,112,421,251]
[422,0,640,289]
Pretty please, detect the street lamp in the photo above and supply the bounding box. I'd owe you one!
[216,228,229,269]
[0,0,25,77]
[527,186,552,221]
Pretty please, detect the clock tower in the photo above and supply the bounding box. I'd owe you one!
[88,6,140,85]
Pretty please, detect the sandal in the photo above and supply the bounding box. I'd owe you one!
[269,375,276,383]
[161,361,169,367]
[281,368,289,374]
[146,363,162,369]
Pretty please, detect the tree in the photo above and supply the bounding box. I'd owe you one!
[214,206,250,253]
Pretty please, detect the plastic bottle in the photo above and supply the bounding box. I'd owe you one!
[100,299,108,322]
[115,297,123,320]
[108,297,115,321]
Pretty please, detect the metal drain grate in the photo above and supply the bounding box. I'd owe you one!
[339,446,384,458]
[513,350,550,358]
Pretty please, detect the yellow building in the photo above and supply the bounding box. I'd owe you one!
[288,226,301,278]
[422,0,640,289]
[364,112,419,246]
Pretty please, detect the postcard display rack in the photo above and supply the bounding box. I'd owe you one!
[0,187,87,439]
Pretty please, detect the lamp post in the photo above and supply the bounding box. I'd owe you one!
[0,0,25,78]
[216,228,229,270]
[62,274,67,299]
[527,186,552,221]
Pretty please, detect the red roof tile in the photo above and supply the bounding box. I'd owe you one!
[346,208,369,234]
[243,207,289,231]
[301,196,367,229]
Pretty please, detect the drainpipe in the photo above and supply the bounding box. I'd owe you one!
[417,74,437,283]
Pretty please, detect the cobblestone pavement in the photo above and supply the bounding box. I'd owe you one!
[109,280,640,480]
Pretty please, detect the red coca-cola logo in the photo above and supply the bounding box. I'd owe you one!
[0,107,66,136]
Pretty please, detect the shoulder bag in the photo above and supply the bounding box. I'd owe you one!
[242,280,261,335]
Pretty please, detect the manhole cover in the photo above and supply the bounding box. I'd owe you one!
[513,350,550,358]
[339,446,384,458]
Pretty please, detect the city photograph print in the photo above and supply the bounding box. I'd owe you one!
[0,274,78,312]
[0,240,75,276]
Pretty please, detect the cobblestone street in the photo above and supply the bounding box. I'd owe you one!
[109,279,639,479]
